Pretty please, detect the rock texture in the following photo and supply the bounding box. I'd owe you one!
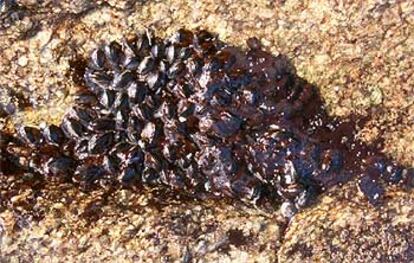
[279,182,414,262]
[0,180,283,262]
[0,0,413,262]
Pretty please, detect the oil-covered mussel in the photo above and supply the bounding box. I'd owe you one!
[138,56,155,75]
[18,126,42,146]
[89,48,105,69]
[74,164,107,186]
[42,124,65,146]
[88,132,114,155]
[7,28,411,216]
[88,117,116,132]
[61,116,85,139]
[84,70,112,92]
[44,156,77,180]
[112,70,135,90]
[104,41,124,68]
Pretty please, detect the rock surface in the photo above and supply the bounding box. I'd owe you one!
[0,0,413,262]
[0,180,283,262]
[279,182,414,262]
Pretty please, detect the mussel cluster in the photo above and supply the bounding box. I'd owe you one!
[1,29,413,215]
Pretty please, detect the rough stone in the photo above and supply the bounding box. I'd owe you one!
[0,0,413,262]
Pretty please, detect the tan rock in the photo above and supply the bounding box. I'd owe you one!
[0,0,413,261]
[279,183,414,262]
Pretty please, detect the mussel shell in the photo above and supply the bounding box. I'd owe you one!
[150,42,165,59]
[61,117,85,138]
[84,70,112,92]
[167,61,185,79]
[112,92,130,112]
[44,156,77,178]
[69,106,96,126]
[127,81,147,104]
[104,41,124,68]
[165,44,177,64]
[170,29,193,47]
[18,126,42,146]
[120,165,140,185]
[136,31,152,54]
[88,118,116,132]
[211,112,242,137]
[74,92,98,106]
[138,56,155,75]
[103,153,121,174]
[112,70,135,90]
[89,48,106,69]
[115,110,129,130]
[88,132,114,155]
[74,164,107,185]
[146,71,167,90]
[98,89,116,109]
[42,124,65,146]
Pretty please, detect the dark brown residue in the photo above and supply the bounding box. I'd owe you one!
[68,55,88,88]
[227,228,250,247]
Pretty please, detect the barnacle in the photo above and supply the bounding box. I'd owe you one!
[1,29,413,216]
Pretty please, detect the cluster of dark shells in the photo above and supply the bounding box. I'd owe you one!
[1,29,413,216]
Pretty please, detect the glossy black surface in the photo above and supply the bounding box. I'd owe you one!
[1,29,413,212]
